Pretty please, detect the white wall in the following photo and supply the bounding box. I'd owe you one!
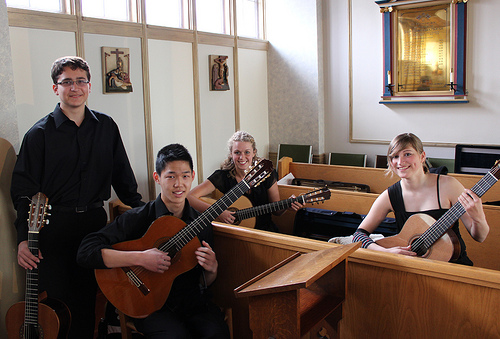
[84,33,149,201]
[238,48,270,160]
[325,0,500,164]
[0,0,18,150]
[266,0,322,154]
[197,44,236,179]
[148,39,198,195]
[9,27,76,143]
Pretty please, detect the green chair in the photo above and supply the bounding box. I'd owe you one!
[277,144,313,163]
[428,157,455,173]
[328,152,367,167]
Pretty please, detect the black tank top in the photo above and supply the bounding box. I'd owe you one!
[387,175,472,265]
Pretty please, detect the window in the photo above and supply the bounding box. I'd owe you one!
[196,0,230,35]
[236,0,263,39]
[6,0,70,14]
[82,0,138,22]
[145,0,189,28]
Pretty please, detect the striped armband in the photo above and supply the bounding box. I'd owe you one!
[352,229,375,248]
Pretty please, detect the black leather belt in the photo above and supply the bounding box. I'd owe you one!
[51,201,104,213]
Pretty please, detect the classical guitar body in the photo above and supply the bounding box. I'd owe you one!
[226,196,255,227]
[376,213,460,262]
[200,187,331,229]
[201,196,255,228]
[95,215,200,318]
[6,296,71,339]
[96,159,274,318]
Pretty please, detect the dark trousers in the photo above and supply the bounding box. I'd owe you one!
[38,207,107,339]
[134,301,230,339]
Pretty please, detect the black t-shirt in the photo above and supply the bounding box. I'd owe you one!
[208,168,279,231]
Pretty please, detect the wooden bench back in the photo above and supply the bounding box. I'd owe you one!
[211,224,500,339]
[279,159,500,203]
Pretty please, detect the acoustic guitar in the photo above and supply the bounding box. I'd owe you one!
[95,159,273,318]
[202,187,332,228]
[6,192,71,339]
[376,160,500,262]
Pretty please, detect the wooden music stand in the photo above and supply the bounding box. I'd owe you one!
[234,242,360,338]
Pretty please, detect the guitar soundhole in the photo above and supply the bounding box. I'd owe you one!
[227,207,241,225]
[409,237,429,257]
[22,324,43,338]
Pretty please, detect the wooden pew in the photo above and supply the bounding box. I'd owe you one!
[211,223,500,339]
[106,200,500,338]
[274,179,500,272]
[278,157,500,203]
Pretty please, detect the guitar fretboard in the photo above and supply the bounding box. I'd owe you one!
[235,196,302,220]
[25,231,39,326]
[159,179,251,253]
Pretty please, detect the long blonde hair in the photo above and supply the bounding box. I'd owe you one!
[386,132,429,175]
[221,131,260,176]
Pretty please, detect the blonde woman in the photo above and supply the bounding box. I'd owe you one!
[188,131,302,232]
[353,133,489,265]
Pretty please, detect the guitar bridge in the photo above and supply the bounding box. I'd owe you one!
[122,267,150,296]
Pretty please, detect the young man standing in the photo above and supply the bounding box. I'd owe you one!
[11,56,144,338]
[77,144,230,338]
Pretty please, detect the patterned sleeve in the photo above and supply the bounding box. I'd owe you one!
[352,229,375,248]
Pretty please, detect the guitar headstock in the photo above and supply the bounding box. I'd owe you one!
[243,159,273,188]
[28,192,50,233]
[301,187,332,204]
[492,160,500,180]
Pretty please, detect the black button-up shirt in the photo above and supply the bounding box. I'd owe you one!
[11,103,143,243]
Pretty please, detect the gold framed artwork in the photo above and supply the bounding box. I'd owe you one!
[101,47,133,93]
[210,55,230,91]
[377,0,468,103]
[396,4,450,93]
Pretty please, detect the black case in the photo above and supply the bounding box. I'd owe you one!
[293,207,398,241]
[291,178,370,193]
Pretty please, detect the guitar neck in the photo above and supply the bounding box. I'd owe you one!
[25,231,39,326]
[160,179,251,253]
[417,170,499,249]
[235,196,302,221]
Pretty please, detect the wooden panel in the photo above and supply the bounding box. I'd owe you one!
[210,224,500,339]
[282,161,500,203]
[460,205,500,271]
[288,162,397,194]
[274,184,500,271]
[8,8,77,31]
[0,138,24,339]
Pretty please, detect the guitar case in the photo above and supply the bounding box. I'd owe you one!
[293,207,398,241]
[291,178,370,193]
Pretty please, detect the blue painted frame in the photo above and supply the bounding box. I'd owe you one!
[376,0,468,103]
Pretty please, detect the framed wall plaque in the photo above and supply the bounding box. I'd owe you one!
[376,0,468,104]
[102,47,133,93]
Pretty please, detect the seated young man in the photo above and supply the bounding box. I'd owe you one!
[77,143,230,339]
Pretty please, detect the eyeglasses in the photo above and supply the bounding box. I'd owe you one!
[56,79,90,87]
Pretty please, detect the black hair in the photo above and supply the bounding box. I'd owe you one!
[51,56,91,84]
[155,143,194,174]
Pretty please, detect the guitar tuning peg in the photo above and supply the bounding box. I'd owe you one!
[45,212,51,217]
[47,205,52,210]
[45,219,49,225]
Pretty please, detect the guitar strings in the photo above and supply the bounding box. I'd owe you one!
[412,171,497,253]
[127,179,251,281]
